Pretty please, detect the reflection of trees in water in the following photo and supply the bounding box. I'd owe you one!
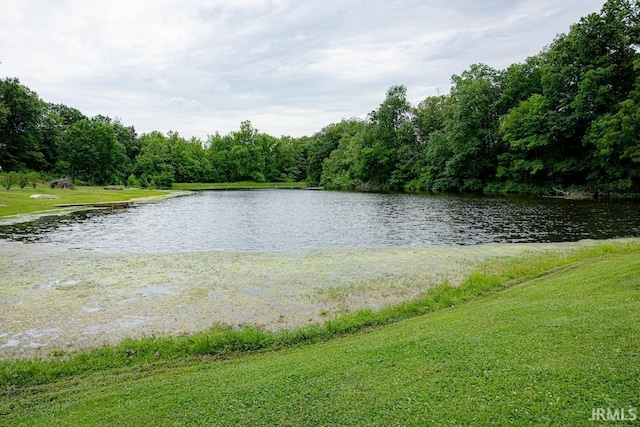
[0,210,106,242]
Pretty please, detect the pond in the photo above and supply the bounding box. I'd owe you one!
[1,190,638,252]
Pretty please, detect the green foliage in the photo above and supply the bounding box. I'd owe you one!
[320,131,363,189]
[498,94,551,185]
[59,118,124,185]
[0,78,47,172]
[0,171,35,190]
[0,171,18,189]
[26,171,38,188]
[307,119,366,186]
[1,240,639,426]
[15,171,29,188]
[443,64,506,192]
[126,173,141,188]
[1,0,639,194]
[584,97,640,192]
[359,85,412,189]
[134,131,175,187]
[206,121,307,184]
[406,97,451,191]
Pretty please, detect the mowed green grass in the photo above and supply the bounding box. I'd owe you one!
[1,247,638,426]
[0,185,168,217]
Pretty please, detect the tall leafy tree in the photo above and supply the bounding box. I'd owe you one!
[498,55,543,114]
[0,78,46,171]
[134,131,175,187]
[359,85,412,189]
[495,0,640,193]
[441,64,505,191]
[320,131,365,190]
[536,0,640,186]
[206,132,233,182]
[62,117,123,184]
[498,94,550,189]
[406,95,451,191]
[167,132,212,183]
[306,119,366,186]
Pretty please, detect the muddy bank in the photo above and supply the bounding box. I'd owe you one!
[0,239,618,359]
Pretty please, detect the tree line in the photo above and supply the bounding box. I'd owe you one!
[0,86,307,188]
[1,0,639,195]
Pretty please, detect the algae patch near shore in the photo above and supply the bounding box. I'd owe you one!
[0,239,624,359]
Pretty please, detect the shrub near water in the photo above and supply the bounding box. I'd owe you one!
[0,172,39,190]
[0,172,18,190]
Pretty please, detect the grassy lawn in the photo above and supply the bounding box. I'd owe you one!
[0,182,307,217]
[1,242,638,425]
[172,181,308,191]
[0,185,169,217]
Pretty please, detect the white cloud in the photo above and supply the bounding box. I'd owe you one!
[0,0,606,139]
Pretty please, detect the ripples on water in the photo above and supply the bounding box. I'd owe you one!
[1,190,638,252]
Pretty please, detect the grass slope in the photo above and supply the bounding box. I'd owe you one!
[0,185,168,217]
[1,245,638,425]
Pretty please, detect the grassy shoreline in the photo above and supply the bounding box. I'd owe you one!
[0,184,170,218]
[1,239,638,425]
[0,182,306,218]
[1,239,638,389]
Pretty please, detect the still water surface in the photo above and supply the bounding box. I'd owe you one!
[1,190,638,252]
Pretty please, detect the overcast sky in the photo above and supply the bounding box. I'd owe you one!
[1,0,605,140]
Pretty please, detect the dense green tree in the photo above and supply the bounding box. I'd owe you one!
[167,132,213,183]
[234,121,265,182]
[359,85,413,189]
[0,78,46,171]
[204,121,305,184]
[413,95,448,143]
[206,132,233,182]
[406,95,451,191]
[61,117,124,184]
[498,94,551,190]
[535,1,639,186]
[498,55,543,114]
[305,119,366,186]
[90,115,140,181]
[44,103,88,176]
[37,104,64,173]
[0,99,8,129]
[134,131,175,187]
[584,96,640,192]
[320,131,364,190]
[206,121,270,182]
[260,134,305,182]
[440,64,505,192]
[49,103,87,127]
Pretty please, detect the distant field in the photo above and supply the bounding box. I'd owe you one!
[0,182,307,218]
[172,181,308,190]
[0,185,169,217]
[1,240,638,426]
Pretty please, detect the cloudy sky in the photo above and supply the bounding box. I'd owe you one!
[1,0,605,140]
